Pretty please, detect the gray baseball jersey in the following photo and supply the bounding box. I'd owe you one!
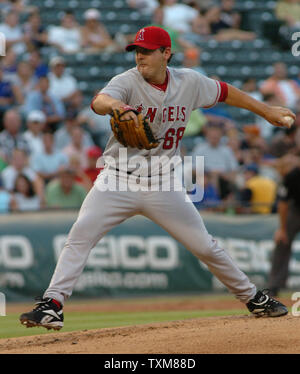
[100,67,221,174]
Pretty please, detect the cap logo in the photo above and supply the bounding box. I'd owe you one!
[136,29,145,41]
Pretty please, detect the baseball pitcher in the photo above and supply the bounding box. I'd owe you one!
[20,26,294,330]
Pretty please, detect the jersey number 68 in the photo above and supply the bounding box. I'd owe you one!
[163,127,185,150]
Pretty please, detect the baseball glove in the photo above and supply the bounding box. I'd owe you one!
[110,108,159,150]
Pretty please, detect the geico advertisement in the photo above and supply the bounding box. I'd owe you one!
[1,235,300,290]
[2,234,300,272]
[53,235,179,270]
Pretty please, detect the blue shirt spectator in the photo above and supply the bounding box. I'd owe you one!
[54,113,94,150]
[30,131,69,183]
[23,76,65,129]
[27,50,49,78]
[0,68,15,112]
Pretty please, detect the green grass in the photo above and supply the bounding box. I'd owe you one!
[0,309,247,339]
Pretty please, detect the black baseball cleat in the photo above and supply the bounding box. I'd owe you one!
[246,289,288,317]
[20,297,64,330]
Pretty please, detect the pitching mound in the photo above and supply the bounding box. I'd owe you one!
[1,314,299,354]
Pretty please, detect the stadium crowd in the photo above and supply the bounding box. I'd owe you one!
[0,0,300,214]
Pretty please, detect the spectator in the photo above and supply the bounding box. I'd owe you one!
[0,10,28,55]
[0,47,18,77]
[23,10,48,51]
[182,47,206,75]
[239,163,276,214]
[54,112,94,151]
[0,109,29,161]
[268,153,300,296]
[241,78,263,102]
[241,125,266,153]
[79,92,111,149]
[127,0,159,16]
[81,9,119,53]
[30,131,68,184]
[205,0,256,41]
[0,0,13,14]
[9,60,38,103]
[26,49,49,79]
[68,155,93,192]
[240,87,279,141]
[0,153,7,172]
[294,71,300,88]
[23,110,46,157]
[185,0,216,12]
[192,123,238,199]
[84,146,103,183]
[269,125,298,158]
[0,0,37,15]
[202,105,235,129]
[190,169,221,211]
[191,11,211,39]
[0,148,44,203]
[23,75,65,131]
[48,10,81,54]
[226,127,244,166]
[65,89,84,119]
[48,56,78,104]
[0,67,20,119]
[45,167,87,209]
[12,174,40,211]
[254,93,283,141]
[0,176,12,213]
[276,0,300,30]
[62,126,89,169]
[154,0,198,34]
[243,145,280,183]
[260,62,300,111]
[183,108,207,137]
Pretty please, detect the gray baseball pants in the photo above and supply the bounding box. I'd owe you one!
[44,172,256,305]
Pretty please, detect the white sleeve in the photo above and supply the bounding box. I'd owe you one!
[190,71,221,110]
[100,72,131,103]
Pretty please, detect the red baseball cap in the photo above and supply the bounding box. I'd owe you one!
[126,26,171,51]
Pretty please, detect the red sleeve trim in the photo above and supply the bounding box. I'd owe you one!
[218,81,228,102]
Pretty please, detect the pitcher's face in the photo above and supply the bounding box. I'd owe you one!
[135,47,170,84]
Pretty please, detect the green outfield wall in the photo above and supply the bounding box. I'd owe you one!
[1,211,300,301]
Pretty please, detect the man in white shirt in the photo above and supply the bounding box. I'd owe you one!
[30,131,69,184]
[0,11,27,55]
[162,0,198,34]
[48,11,81,54]
[192,123,238,199]
[48,56,78,103]
[23,110,46,157]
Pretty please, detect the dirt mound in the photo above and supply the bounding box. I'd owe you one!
[1,314,299,354]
